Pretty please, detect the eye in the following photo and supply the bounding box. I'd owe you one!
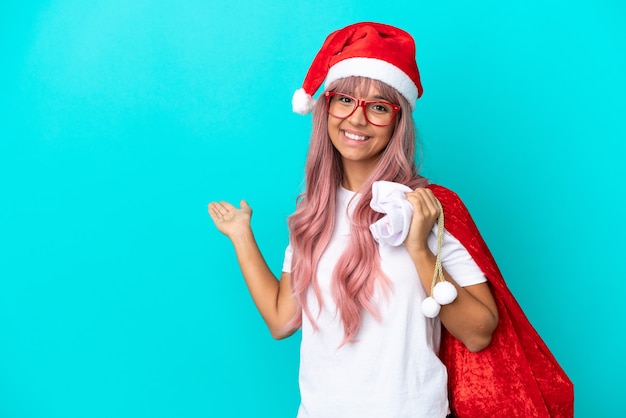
[369,102,393,114]
[335,94,354,105]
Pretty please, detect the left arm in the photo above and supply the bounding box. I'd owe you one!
[405,188,498,352]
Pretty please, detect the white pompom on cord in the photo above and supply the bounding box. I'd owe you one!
[421,296,441,318]
[432,281,458,305]
[292,88,316,114]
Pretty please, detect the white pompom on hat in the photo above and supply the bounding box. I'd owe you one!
[292,22,423,114]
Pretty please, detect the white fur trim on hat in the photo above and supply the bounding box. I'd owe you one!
[292,88,316,114]
[324,57,418,109]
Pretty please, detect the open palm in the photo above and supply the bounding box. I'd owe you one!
[208,200,252,238]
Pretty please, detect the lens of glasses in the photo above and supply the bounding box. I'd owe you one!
[327,93,397,126]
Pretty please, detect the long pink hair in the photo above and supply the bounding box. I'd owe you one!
[287,77,428,345]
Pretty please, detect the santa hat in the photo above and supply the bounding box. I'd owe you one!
[292,22,423,114]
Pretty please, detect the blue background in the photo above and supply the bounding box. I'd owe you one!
[1,1,624,417]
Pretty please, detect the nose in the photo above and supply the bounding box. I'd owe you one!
[346,101,368,126]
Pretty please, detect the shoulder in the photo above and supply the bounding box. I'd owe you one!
[425,184,464,207]
[425,184,476,235]
[424,185,498,280]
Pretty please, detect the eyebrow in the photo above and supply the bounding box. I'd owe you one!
[343,91,393,102]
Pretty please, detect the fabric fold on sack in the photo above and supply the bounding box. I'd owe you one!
[369,181,414,247]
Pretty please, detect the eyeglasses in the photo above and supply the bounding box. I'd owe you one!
[324,92,401,127]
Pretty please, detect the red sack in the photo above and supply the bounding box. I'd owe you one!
[429,185,574,418]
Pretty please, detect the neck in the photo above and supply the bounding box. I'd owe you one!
[341,159,378,191]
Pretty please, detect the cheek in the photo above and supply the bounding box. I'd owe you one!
[327,115,340,131]
[385,125,396,140]
[327,118,343,141]
[379,129,394,147]
[326,122,340,148]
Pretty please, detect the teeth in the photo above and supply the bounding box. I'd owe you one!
[344,131,368,141]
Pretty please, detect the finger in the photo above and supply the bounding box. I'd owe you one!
[407,189,429,209]
[240,200,252,213]
[208,202,220,215]
[407,190,439,219]
[219,201,237,211]
[208,203,222,222]
[421,191,439,215]
[415,189,439,211]
[209,202,228,217]
[209,201,235,218]
[209,203,221,223]
[422,189,440,210]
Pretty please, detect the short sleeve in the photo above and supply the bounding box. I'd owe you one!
[428,225,487,287]
[282,244,293,273]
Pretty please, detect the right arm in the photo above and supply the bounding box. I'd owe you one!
[208,200,299,339]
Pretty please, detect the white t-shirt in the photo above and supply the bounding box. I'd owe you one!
[282,187,486,418]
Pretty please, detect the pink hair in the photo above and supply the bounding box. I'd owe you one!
[287,77,428,345]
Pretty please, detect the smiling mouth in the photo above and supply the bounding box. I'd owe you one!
[343,131,369,141]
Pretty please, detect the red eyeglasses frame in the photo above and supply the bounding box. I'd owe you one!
[324,91,401,127]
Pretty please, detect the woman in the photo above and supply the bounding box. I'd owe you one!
[209,22,572,418]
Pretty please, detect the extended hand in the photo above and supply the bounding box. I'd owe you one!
[208,200,253,239]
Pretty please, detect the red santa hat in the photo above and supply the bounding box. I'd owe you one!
[292,22,423,114]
